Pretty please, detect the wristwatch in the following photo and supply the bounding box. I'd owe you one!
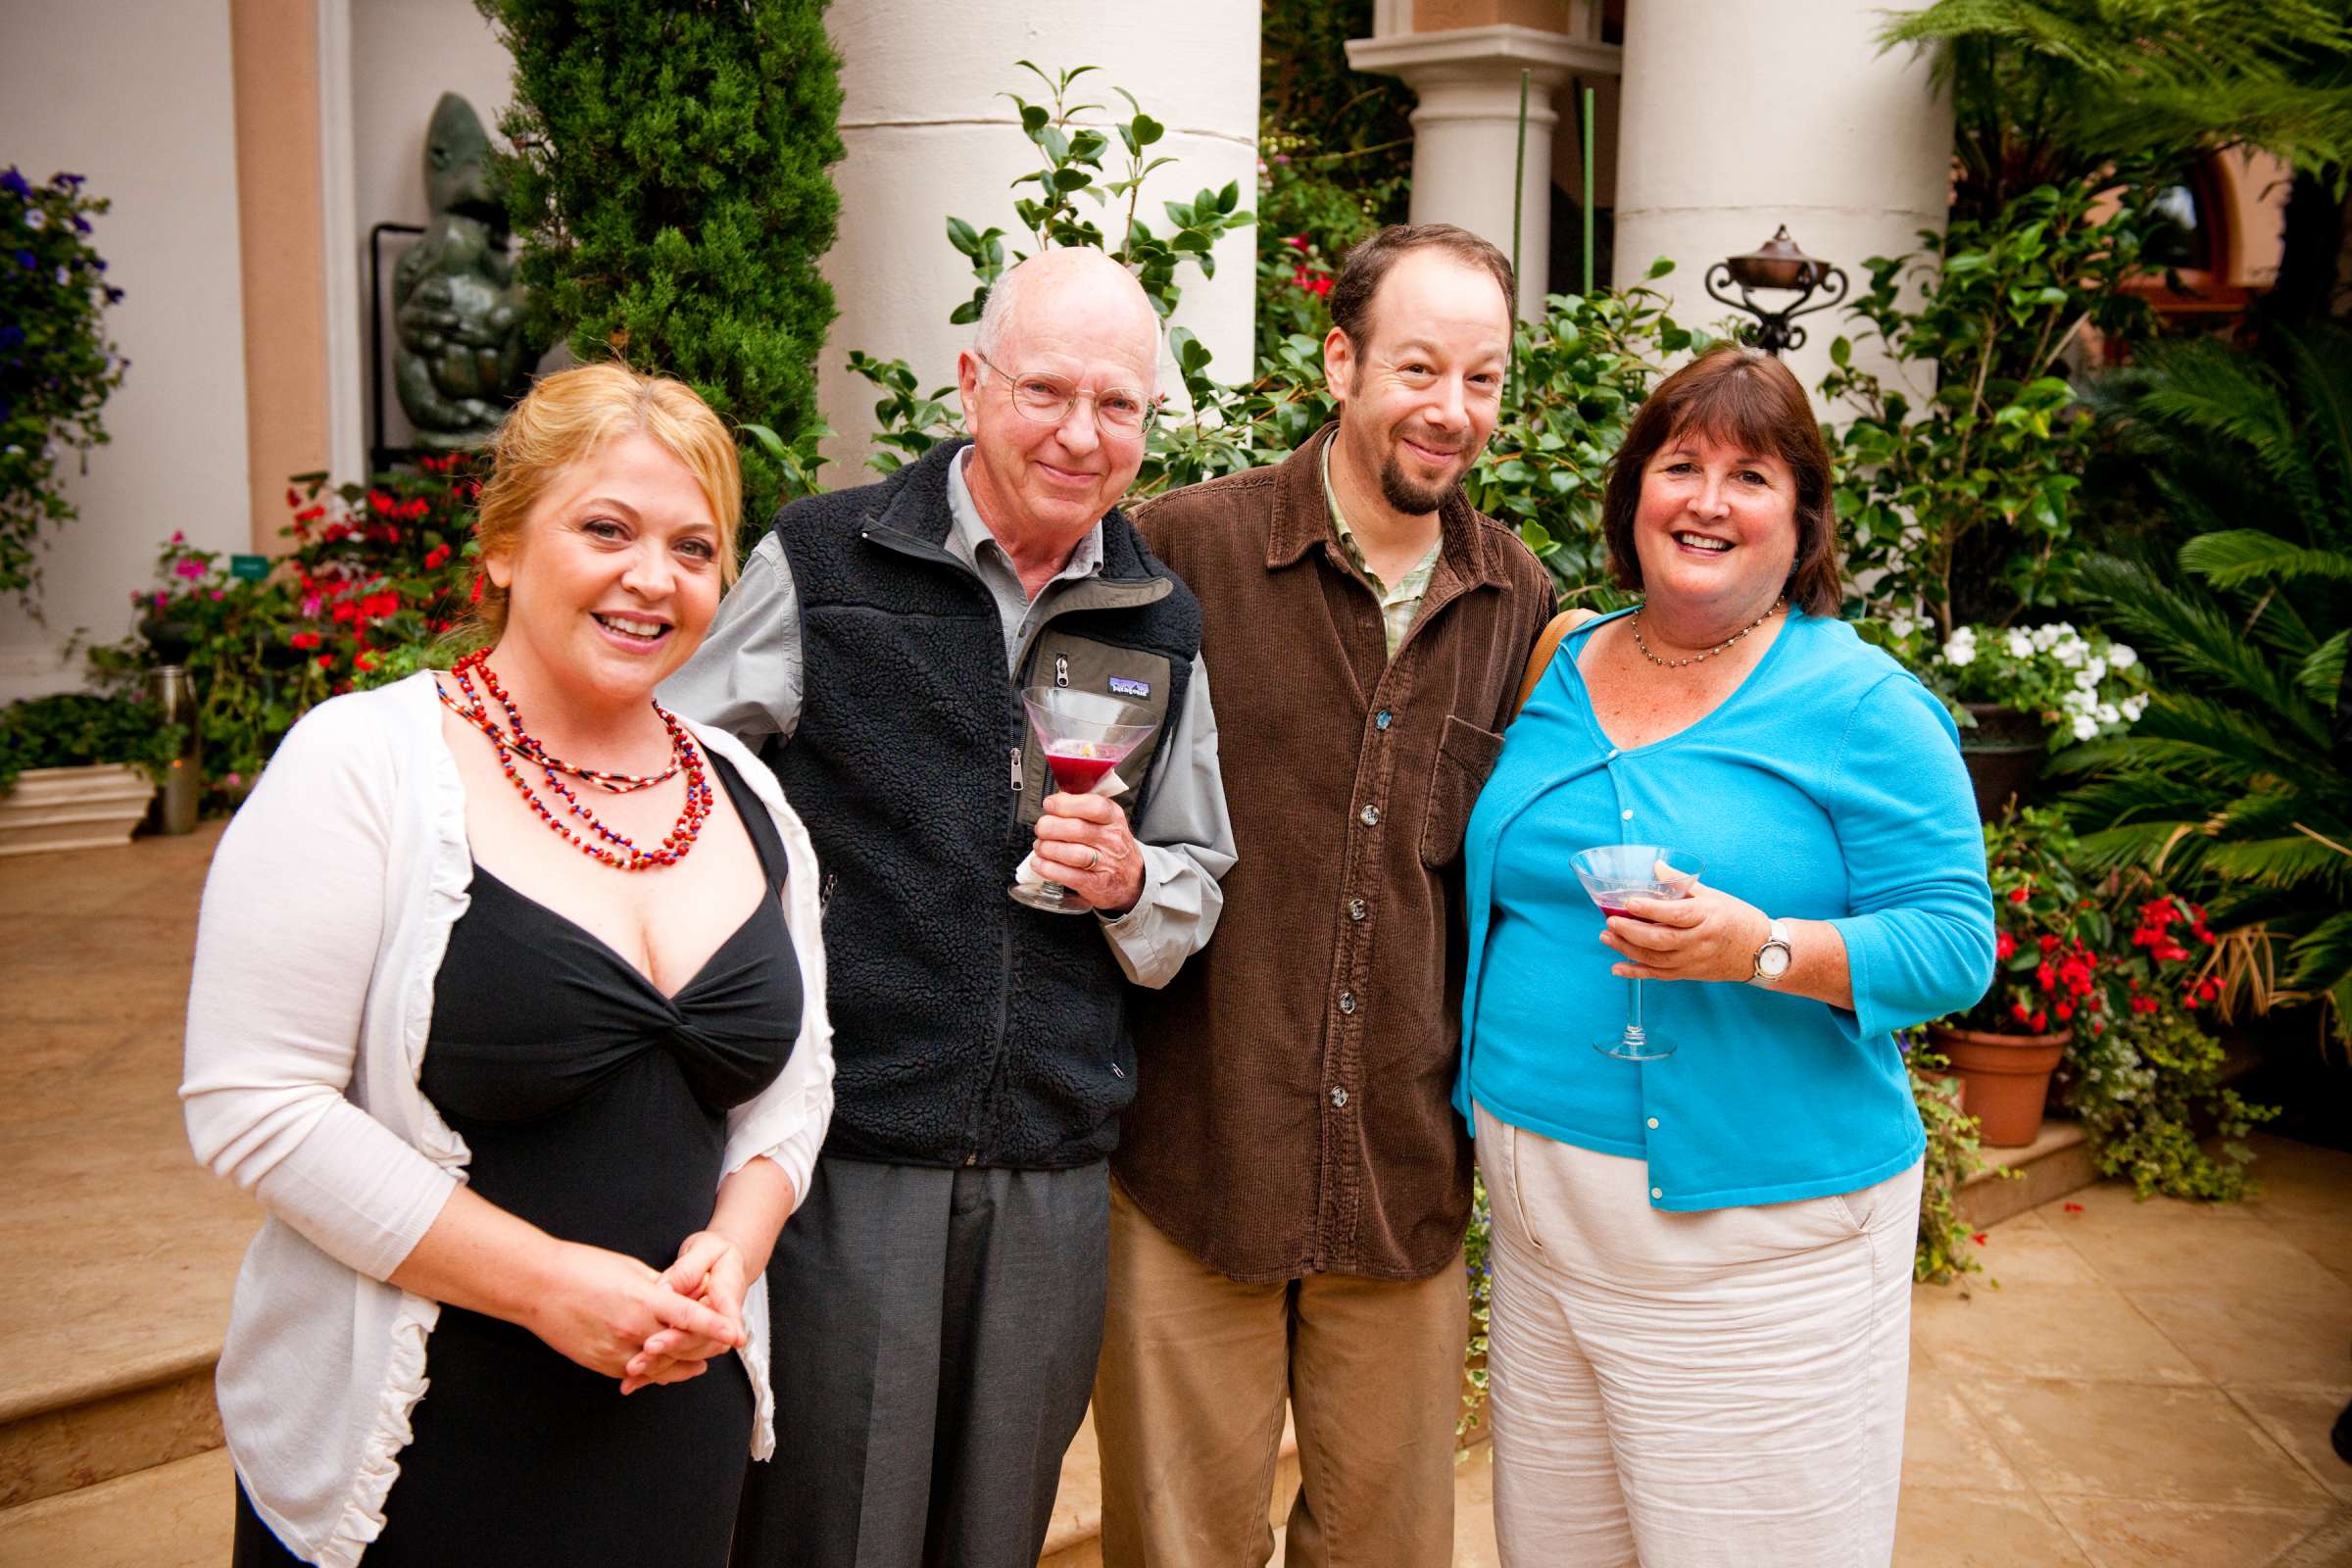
[1750,917,1794,984]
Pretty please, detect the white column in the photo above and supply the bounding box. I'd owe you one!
[819,2,1260,475]
[1613,0,1951,400]
[1348,25,1621,320]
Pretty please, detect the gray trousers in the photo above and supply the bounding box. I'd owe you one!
[732,1154,1110,1568]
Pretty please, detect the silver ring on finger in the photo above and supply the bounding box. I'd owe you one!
[1082,846,1101,871]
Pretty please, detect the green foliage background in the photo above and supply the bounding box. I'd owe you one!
[476,0,844,533]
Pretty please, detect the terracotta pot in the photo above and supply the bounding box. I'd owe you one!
[1959,702,2047,821]
[1924,1022,2069,1147]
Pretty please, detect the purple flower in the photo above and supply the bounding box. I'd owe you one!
[0,170,26,199]
[73,217,89,234]
[12,251,33,270]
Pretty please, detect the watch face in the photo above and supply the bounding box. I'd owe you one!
[1759,945,1791,978]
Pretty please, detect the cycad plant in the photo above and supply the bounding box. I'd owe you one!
[2057,325,2352,1042]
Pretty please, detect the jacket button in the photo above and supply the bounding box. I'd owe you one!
[1330,1086,1349,1108]
[1375,710,1393,730]
[1646,1116,1659,1129]
[1650,1186,1663,1200]
[1348,898,1367,921]
[1338,991,1357,1014]
[1359,804,1380,827]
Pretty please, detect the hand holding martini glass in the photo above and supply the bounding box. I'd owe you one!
[1011,685,1159,914]
[1571,844,1705,1059]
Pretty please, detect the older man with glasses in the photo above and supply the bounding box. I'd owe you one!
[664,248,1234,1568]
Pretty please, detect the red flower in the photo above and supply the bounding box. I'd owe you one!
[316,653,335,669]
[284,487,300,509]
[1286,234,1309,251]
[2010,887,2031,904]
[2011,1002,2032,1024]
[2055,1003,2074,1021]
[330,601,358,623]
[2131,995,2159,1013]
[289,631,321,651]
[2031,1009,2048,1032]
[2038,933,2062,953]
[1971,1232,1987,1246]
[424,544,451,570]
[354,652,376,672]
[1994,931,2016,960]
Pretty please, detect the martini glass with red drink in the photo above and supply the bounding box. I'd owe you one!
[1010,685,1160,914]
[1571,844,1705,1059]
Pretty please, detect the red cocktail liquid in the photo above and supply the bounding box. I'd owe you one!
[1591,893,1666,922]
[1045,746,1118,793]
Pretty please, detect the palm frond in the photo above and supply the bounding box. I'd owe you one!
[2285,911,2352,994]
[2302,632,2349,705]
[2075,555,2328,738]
[2178,530,2352,590]
[2285,325,2352,544]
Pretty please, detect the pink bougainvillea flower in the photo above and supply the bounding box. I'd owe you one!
[173,557,206,579]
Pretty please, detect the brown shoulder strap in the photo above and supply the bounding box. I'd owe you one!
[1513,609,1591,719]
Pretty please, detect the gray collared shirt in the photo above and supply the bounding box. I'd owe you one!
[662,450,1235,987]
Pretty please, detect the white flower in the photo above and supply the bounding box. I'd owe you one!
[2072,713,2099,740]
[2005,629,2034,659]
[2064,687,2097,713]
[2096,702,2121,724]
[2108,643,2137,669]
[54,265,69,285]
[2084,657,2108,686]
[2052,636,2088,668]
[2031,623,2060,650]
[1887,613,1917,640]
[22,209,45,231]
[1942,628,1978,667]
[2122,693,2148,721]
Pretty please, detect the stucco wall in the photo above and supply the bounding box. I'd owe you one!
[0,0,253,699]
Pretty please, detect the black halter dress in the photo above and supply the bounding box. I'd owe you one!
[233,753,804,1567]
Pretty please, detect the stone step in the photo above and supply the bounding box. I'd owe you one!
[1959,1118,2095,1229]
[0,1445,230,1568]
[0,1356,221,1512]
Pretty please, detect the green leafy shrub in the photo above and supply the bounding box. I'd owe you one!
[479,0,844,531]
[1820,179,2159,634]
[1,168,126,601]
[1911,1044,2011,1286]
[0,691,179,794]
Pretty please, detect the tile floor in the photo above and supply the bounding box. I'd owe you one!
[2,827,2348,1564]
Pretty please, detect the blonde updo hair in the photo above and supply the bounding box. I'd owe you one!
[468,363,744,644]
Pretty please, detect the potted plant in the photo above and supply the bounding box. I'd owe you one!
[1865,616,2150,819]
[0,691,182,856]
[1927,807,2108,1145]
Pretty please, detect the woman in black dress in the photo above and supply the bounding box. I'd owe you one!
[186,365,832,1567]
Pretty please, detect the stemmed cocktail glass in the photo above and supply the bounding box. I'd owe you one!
[1571,844,1704,1060]
[1009,685,1159,914]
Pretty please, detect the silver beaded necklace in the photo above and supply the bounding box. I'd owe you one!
[1630,597,1786,668]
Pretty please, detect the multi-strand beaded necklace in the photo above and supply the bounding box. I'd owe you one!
[435,648,710,871]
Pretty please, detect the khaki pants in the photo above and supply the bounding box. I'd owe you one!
[1477,1105,1922,1567]
[1092,1180,1468,1568]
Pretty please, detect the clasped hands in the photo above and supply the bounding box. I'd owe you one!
[1029,791,1146,915]
[1598,863,1771,983]
[528,1229,753,1396]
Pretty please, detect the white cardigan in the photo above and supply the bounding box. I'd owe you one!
[181,671,833,1567]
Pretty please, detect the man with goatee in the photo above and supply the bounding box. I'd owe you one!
[1095,224,1555,1566]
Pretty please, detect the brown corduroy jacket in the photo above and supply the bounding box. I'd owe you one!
[1117,425,1557,1283]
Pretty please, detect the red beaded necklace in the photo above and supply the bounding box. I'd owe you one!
[435,648,710,872]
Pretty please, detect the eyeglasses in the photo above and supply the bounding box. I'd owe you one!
[975,352,1157,435]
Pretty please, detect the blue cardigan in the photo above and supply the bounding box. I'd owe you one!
[1456,607,1994,1211]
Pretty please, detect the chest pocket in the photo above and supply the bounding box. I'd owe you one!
[1420,713,1504,868]
[1015,631,1176,828]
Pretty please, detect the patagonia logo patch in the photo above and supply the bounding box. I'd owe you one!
[1108,676,1151,699]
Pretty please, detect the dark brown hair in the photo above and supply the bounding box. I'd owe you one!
[1599,344,1842,616]
[1327,223,1516,350]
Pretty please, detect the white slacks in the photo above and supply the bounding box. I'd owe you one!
[1476,1105,1921,1568]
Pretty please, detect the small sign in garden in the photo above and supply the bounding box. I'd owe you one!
[228,554,270,582]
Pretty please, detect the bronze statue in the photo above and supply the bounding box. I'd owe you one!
[393,93,535,450]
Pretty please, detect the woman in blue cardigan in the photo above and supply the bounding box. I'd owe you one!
[1461,345,1993,1565]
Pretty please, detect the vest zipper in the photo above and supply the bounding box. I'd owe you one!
[1054,653,1070,687]
[1009,746,1022,790]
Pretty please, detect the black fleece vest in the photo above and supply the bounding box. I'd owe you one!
[768,440,1201,1168]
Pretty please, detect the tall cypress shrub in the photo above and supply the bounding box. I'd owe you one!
[478,0,843,531]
